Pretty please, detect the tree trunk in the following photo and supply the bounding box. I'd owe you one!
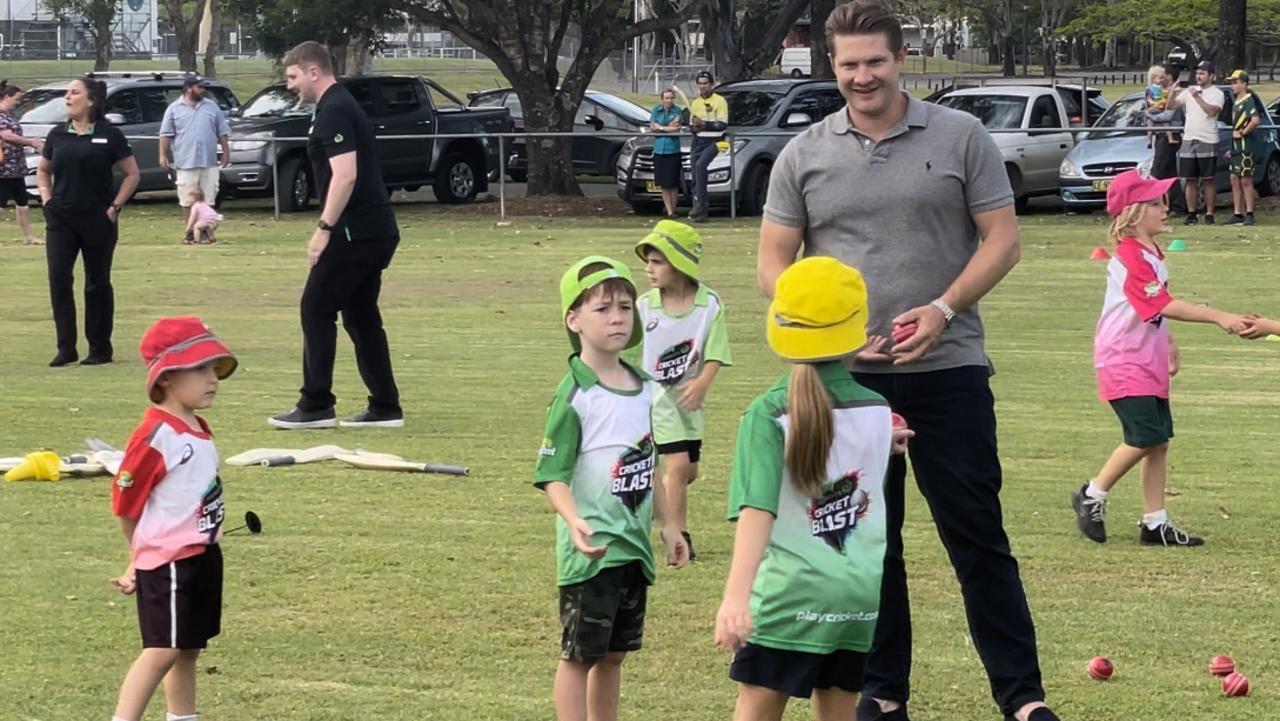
[330,43,350,76]
[345,33,372,76]
[1002,34,1015,76]
[809,0,835,80]
[1217,0,1247,71]
[91,7,113,71]
[202,0,221,78]
[520,85,581,196]
[1103,37,1116,68]
[164,0,208,73]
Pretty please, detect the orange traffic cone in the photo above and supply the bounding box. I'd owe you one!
[4,450,61,481]
[1090,246,1110,260]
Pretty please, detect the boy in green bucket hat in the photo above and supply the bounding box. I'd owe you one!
[634,220,733,560]
[535,255,688,721]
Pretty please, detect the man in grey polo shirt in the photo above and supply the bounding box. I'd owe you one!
[159,75,231,243]
[757,4,1059,721]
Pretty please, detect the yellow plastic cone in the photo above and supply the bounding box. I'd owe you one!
[4,451,61,481]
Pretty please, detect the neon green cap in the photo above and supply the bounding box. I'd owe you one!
[559,255,643,351]
[634,220,703,281]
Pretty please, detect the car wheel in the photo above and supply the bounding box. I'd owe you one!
[276,156,312,213]
[508,169,527,183]
[790,69,803,78]
[434,151,480,204]
[1007,166,1028,214]
[738,162,771,216]
[1262,154,1280,197]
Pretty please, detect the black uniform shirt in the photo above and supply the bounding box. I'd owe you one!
[41,121,132,218]
[307,84,398,242]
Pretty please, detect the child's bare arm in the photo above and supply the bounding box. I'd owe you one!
[542,481,606,559]
[1161,299,1247,334]
[112,516,138,594]
[1241,316,1280,339]
[715,508,773,651]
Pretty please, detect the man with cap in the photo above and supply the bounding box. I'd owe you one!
[688,71,728,223]
[1166,60,1224,225]
[159,74,231,243]
[1225,69,1264,226]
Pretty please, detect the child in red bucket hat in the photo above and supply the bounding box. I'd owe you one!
[1071,170,1249,548]
[110,316,236,721]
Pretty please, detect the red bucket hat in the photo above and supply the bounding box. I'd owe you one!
[1106,169,1177,217]
[140,316,237,402]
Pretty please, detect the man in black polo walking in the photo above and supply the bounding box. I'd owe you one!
[269,41,403,429]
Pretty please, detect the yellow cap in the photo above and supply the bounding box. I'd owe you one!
[766,257,869,362]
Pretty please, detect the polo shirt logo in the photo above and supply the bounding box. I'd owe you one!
[334,133,344,143]
[645,317,660,332]
[1144,281,1160,298]
[116,471,133,488]
[808,471,870,554]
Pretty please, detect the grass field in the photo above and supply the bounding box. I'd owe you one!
[2,198,1280,721]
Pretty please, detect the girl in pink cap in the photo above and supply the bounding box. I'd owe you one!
[1071,170,1249,548]
[109,316,236,721]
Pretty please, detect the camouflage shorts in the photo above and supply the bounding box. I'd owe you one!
[558,561,648,663]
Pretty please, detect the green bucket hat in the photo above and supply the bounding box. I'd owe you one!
[559,255,643,351]
[634,220,703,281]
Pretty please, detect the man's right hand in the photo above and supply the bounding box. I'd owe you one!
[159,156,170,171]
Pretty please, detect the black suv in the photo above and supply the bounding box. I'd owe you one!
[223,75,510,211]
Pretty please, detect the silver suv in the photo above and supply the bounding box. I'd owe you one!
[17,72,239,196]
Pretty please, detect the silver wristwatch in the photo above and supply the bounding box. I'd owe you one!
[930,298,956,326]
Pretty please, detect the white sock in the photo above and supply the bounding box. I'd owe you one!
[1143,509,1168,529]
[1085,482,1109,500]
[166,714,197,721]
[112,716,131,721]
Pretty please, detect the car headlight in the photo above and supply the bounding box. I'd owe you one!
[1137,156,1154,178]
[731,138,750,154]
[709,169,730,182]
[228,132,273,151]
[1059,158,1082,178]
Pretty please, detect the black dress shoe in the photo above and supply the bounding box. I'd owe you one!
[49,352,79,367]
[79,355,113,365]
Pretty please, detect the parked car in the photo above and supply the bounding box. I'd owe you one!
[780,48,810,78]
[936,86,1082,211]
[18,72,240,197]
[467,87,651,182]
[1059,88,1280,211]
[924,82,1109,127]
[1268,95,1279,119]
[224,75,509,211]
[617,79,847,215]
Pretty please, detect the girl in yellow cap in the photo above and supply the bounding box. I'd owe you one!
[715,257,911,720]
[634,220,732,561]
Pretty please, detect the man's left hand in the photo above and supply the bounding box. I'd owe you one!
[307,229,330,267]
[889,304,948,365]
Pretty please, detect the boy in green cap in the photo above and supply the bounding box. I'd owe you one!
[535,255,688,721]
[634,220,732,560]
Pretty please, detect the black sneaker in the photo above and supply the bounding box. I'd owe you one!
[268,406,337,429]
[1071,484,1107,543]
[1204,214,1215,225]
[79,354,113,365]
[1223,214,1245,225]
[682,531,697,562]
[1005,708,1062,721]
[1184,213,1199,225]
[1140,520,1204,546]
[1244,214,1256,226]
[339,408,404,428]
[856,696,910,721]
[48,351,78,367]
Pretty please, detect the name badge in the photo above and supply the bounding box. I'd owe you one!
[91,138,108,144]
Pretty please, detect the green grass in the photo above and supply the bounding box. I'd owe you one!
[2,200,1280,720]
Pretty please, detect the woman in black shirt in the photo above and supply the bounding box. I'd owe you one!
[36,78,140,367]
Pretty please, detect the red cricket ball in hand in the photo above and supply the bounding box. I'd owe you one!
[1222,672,1250,697]
[892,321,918,345]
[1210,655,1236,677]
[891,412,908,430]
[1087,656,1114,681]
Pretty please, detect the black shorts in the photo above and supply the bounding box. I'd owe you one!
[135,544,223,649]
[729,643,867,698]
[653,153,682,190]
[1229,151,1255,176]
[558,561,647,663]
[1178,154,1215,179]
[656,439,702,464]
[0,177,29,207]
[1110,396,1174,448]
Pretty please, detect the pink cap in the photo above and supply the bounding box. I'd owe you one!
[1106,169,1177,217]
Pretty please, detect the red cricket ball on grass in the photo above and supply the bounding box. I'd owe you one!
[1087,656,1114,681]
[1222,671,1249,697]
[1210,655,1236,677]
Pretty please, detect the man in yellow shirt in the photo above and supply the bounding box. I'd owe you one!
[689,71,728,222]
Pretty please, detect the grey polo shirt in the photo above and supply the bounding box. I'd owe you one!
[763,93,1013,374]
[159,97,230,170]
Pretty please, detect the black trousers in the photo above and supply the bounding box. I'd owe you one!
[297,236,400,415]
[1152,134,1187,214]
[853,366,1044,717]
[45,212,117,357]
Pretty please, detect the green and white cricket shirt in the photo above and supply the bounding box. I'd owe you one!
[638,284,732,393]
[727,361,890,654]
[534,355,658,587]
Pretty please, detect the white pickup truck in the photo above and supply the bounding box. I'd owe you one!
[936,86,1092,212]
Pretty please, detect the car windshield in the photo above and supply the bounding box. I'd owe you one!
[937,95,1027,129]
[1085,96,1148,139]
[587,93,650,124]
[717,89,785,126]
[20,92,71,123]
[239,87,312,118]
[15,89,65,119]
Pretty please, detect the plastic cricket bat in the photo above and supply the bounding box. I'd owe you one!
[332,452,469,476]
[225,445,353,467]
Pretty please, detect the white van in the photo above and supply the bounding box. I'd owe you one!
[780,47,810,78]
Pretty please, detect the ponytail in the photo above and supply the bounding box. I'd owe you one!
[86,79,108,122]
[784,363,834,497]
